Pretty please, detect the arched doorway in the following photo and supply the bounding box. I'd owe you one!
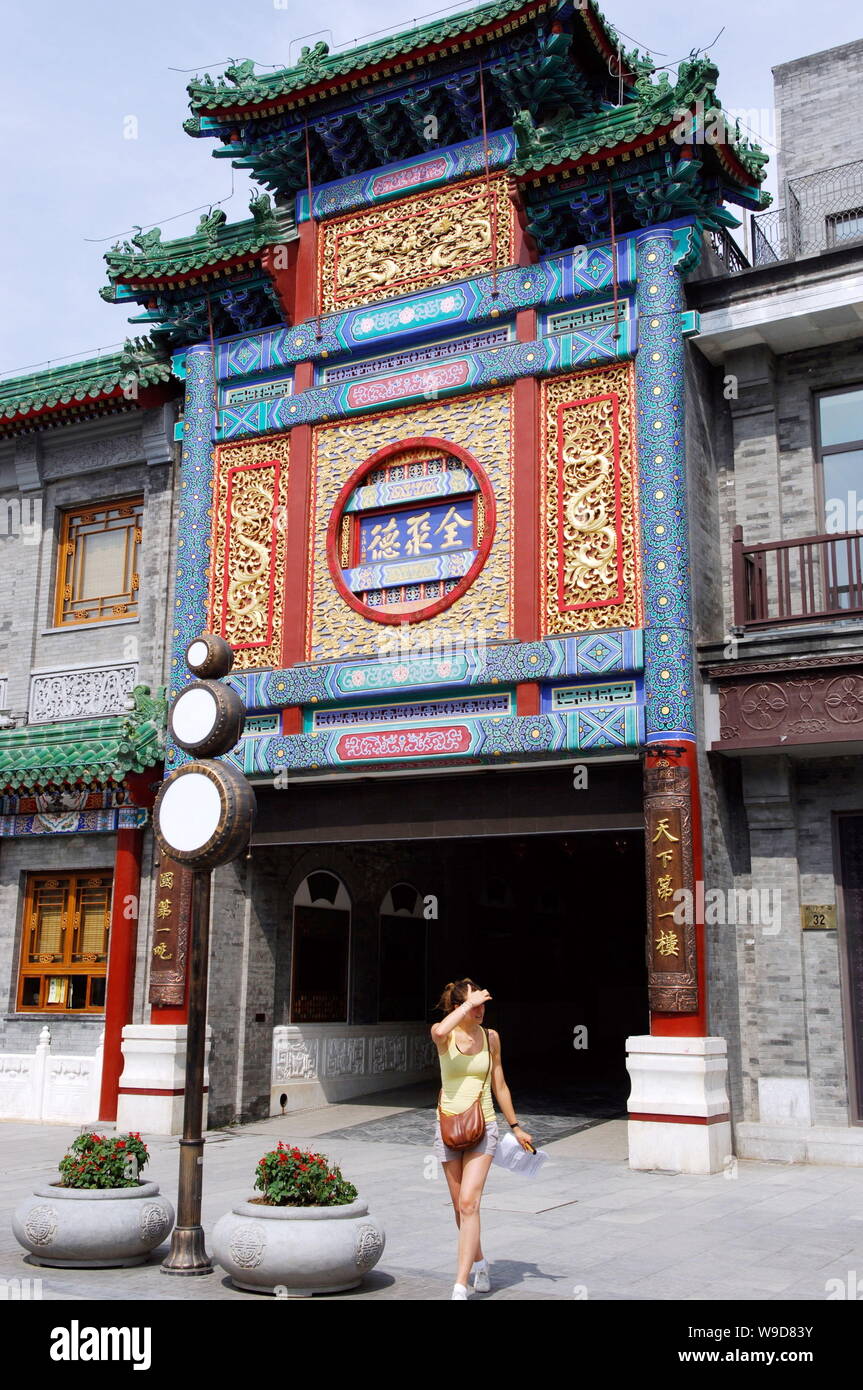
[290,871,351,1022]
[378,882,427,1022]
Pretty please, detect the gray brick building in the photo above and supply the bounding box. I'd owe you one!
[0,345,177,1122]
[689,36,863,1163]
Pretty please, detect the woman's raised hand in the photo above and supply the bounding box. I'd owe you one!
[465,988,491,1009]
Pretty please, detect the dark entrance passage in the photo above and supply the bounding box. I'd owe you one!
[426,830,648,1104]
[253,761,647,1128]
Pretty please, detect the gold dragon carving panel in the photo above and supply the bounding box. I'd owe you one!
[318,174,514,314]
[308,390,514,662]
[541,363,641,635]
[209,435,290,670]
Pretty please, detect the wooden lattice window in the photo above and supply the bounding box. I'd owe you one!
[17,872,112,1013]
[54,498,143,625]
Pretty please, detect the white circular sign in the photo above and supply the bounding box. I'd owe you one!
[187,638,210,670]
[171,685,219,747]
[156,771,222,854]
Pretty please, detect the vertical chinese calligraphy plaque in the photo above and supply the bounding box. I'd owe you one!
[644,763,697,1013]
[148,857,193,1007]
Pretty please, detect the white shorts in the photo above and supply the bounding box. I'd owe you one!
[434,1118,500,1164]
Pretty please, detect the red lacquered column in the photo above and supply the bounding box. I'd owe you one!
[98,826,144,1121]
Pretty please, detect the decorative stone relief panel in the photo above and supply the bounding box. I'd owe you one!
[209,435,290,670]
[273,1034,319,1081]
[29,664,138,723]
[371,1035,407,1074]
[325,1037,366,1077]
[317,173,514,314]
[308,391,514,662]
[714,663,863,749]
[410,1034,437,1073]
[541,363,641,635]
[271,1027,435,1091]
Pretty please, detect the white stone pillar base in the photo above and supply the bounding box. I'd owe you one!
[115,1025,211,1137]
[626,1035,732,1174]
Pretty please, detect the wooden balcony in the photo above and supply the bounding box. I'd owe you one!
[732,525,863,628]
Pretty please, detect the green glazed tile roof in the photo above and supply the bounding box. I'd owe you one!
[185,0,622,115]
[102,196,291,288]
[511,57,769,186]
[0,340,172,424]
[0,687,167,794]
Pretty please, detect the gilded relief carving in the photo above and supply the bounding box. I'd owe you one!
[319,175,513,314]
[209,435,290,669]
[541,364,641,635]
[308,391,514,662]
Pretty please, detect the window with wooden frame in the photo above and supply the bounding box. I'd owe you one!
[17,872,112,1013]
[54,498,143,626]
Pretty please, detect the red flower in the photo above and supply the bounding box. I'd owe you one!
[116,1141,126,1149]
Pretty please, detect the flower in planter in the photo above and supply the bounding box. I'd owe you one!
[253,1141,357,1207]
[57,1132,149,1190]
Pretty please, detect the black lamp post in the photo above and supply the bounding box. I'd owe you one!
[155,634,256,1275]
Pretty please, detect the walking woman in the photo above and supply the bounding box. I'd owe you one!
[431,978,533,1299]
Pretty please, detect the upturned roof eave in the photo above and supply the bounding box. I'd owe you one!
[184,0,632,123]
[0,715,165,794]
[0,354,173,425]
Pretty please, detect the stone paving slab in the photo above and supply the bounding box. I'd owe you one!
[3,1109,863,1301]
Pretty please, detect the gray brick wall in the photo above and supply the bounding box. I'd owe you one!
[774,40,863,187]
[701,752,861,1128]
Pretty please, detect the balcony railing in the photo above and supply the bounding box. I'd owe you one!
[750,157,863,266]
[732,525,863,628]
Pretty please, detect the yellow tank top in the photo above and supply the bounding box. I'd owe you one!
[439,1028,495,1123]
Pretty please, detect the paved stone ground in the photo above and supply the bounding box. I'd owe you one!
[3,1092,863,1302]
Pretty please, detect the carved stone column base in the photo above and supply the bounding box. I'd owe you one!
[626,1035,732,1174]
[116,1025,211,1136]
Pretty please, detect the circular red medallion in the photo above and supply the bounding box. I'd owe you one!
[326,436,496,625]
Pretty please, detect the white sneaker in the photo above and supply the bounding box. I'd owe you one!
[472,1259,491,1293]
[451,1283,468,1300]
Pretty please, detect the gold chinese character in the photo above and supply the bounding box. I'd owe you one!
[434,505,472,549]
[367,516,400,562]
[152,942,173,960]
[404,511,432,557]
[155,926,171,934]
[159,871,175,889]
[655,929,680,957]
[656,874,674,901]
[655,849,674,866]
[156,898,172,919]
[651,818,680,845]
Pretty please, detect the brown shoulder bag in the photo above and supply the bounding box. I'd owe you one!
[438,1026,491,1151]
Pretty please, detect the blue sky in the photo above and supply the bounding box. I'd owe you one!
[1,0,860,376]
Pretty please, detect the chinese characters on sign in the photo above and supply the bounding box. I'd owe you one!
[644,763,697,1013]
[148,858,193,1007]
[359,498,474,565]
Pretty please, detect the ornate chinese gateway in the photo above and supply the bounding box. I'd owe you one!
[96,0,773,1169]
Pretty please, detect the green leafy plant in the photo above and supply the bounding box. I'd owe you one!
[58,1132,149,1189]
[253,1142,357,1207]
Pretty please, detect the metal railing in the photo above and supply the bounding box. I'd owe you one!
[750,157,863,266]
[732,525,863,627]
[706,227,749,273]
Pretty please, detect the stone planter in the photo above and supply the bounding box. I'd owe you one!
[212,1197,385,1296]
[12,1182,175,1268]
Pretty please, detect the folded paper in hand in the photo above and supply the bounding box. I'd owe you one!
[492,1132,549,1177]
